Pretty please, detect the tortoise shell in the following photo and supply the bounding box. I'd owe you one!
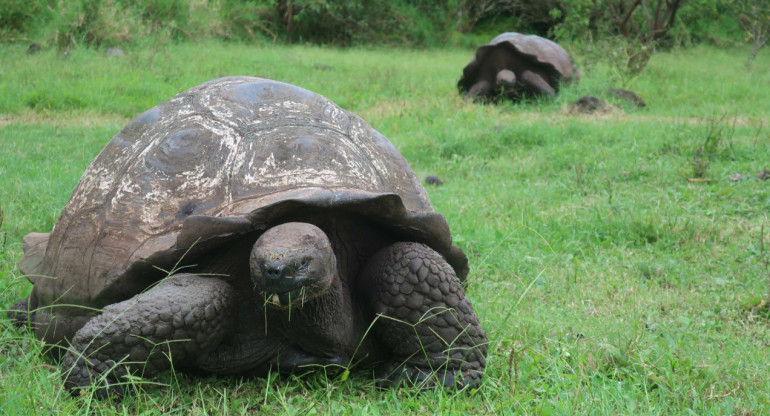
[458,32,580,96]
[20,77,468,337]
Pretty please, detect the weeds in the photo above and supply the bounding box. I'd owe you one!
[0,207,5,262]
[753,221,770,320]
[690,113,736,178]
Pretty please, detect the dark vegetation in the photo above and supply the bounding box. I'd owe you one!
[0,0,760,52]
[2,0,766,76]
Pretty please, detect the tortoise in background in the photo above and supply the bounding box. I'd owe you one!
[458,32,580,101]
[8,76,488,395]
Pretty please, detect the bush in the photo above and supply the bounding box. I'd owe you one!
[0,0,752,49]
[217,0,468,46]
[460,0,564,35]
[49,0,139,49]
[0,0,50,38]
[125,0,191,40]
[219,0,276,42]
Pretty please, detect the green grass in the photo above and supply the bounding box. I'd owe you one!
[1,40,769,414]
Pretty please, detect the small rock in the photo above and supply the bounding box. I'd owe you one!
[57,50,70,58]
[570,96,607,114]
[27,43,42,55]
[758,168,770,180]
[106,47,124,57]
[313,63,332,71]
[425,175,443,186]
[609,88,646,108]
[729,173,745,182]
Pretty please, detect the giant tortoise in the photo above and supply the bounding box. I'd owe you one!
[458,32,579,101]
[8,76,488,395]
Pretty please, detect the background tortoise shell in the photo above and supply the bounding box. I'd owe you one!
[458,32,580,95]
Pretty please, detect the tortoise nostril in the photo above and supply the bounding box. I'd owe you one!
[264,263,283,281]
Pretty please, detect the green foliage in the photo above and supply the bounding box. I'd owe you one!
[0,0,753,49]
[217,0,468,46]
[48,0,140,49]
[218,0,276,42]
[570,36,651,86]
[0,0,52,41]
[736,0,770,67]
[460,0,564,34]
[126,0,191,40]
[672,0,744,46]
[553,0,689,75]
[689,114,737,179]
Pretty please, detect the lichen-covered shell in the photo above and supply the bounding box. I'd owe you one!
[458,32,580,94]
[22,77,467,324]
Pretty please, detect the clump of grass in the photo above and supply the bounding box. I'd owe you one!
[0,206,5,249]
[749,222,770,320]
[690,113,737,178]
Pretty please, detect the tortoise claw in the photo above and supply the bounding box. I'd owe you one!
[376,361,480,390]
[64,356,128,400]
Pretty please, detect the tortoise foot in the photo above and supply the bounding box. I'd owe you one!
[64,355,128,399]
[376,361,482,390]
[7,297,34,327]
[277,350,349,372]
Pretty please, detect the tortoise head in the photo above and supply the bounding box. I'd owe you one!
[249,222,336,309]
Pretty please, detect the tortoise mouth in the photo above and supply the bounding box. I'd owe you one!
[257,268,321,309]
[262,275,336,309]
[263,286,312,309]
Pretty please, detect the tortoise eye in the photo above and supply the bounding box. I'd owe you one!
[299,258,309,269]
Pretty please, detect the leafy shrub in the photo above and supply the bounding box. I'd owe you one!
[0,0,50,37]
[0,0,752,49]
[552,0,687,74]
[672,0,743,46]
[219,0,277,41]
[233,0,467,46]
[124,0,191,40]
[460,0,564,35]
[49,0,140,49]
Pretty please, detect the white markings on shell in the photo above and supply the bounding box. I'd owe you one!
[48,77,435,280]
[279,100,309,112]
[256,152,277,177]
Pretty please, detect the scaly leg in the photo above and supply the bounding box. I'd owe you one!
[464,80,492,101]
[520,69,556,97]
[357,242,488,389]
[61,274,236,397]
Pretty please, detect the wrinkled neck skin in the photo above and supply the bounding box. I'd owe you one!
[264,268,357,358]
[253,218,387,360]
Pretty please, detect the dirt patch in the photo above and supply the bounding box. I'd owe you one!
[1,107,764,130]
[0,110,129,128]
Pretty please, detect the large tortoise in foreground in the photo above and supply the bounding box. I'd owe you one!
[9,76,487,395]
[458,32,579,101]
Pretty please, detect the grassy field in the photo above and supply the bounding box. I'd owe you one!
[1,40,769,415]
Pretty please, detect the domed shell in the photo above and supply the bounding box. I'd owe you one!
[458,32,580,94]
[21,77,468,319]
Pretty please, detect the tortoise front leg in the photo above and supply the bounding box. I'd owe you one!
[62,274,236,397]
[357,242,488,389]
[463,80,492,101]
[519,69,556,97]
